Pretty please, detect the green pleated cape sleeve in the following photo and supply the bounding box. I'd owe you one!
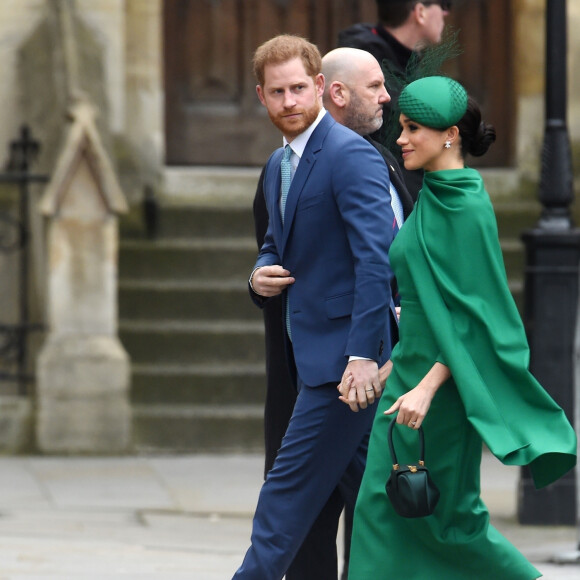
[407,168,576,489]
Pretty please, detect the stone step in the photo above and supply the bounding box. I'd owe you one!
[509,280,524,313]
[132,403,264,453]
[493,200,542,240]
[501,240,525,312]
[130,362,266,406]
[119,238,257,281]
[501,239,525,281]
[116,181,542,453]
[119,279,260,321]
[119,320,264,365]
[153,204,257,240]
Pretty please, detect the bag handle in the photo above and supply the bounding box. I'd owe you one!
[388,416,426,470]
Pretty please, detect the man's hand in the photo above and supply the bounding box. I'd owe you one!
[337,359,381,412]
[251,265,295,297]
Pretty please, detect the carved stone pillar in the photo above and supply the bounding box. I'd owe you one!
[36,100,131,453]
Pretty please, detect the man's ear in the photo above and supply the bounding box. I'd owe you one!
[413,2,428,25]
[329,81,347,107]
[256,84,266,107]
[315,73,325,98]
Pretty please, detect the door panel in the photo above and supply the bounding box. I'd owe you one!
[164,0,513,166]
[445,0,514,167]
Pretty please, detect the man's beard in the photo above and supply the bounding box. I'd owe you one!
[343,91,383,136]
[269,102,321,139]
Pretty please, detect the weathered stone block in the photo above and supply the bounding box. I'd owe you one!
[0,396,33,453]
[37,335,131,453]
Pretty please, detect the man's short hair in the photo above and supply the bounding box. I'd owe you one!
[253,34,322,87]
[376,1,416,28]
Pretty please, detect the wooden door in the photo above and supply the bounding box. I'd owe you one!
[444,0,514,167]
[163,0,377,166]
[164,0,513,166]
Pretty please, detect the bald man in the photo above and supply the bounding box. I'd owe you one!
[338,1,453,197]
[322,47,413,222]
[251,47,412,580]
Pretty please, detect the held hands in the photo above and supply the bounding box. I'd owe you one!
[337,359,381,412]
[251,265,295,297]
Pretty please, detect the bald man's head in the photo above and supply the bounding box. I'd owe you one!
[321,48,390,136]
[322,48,377,89]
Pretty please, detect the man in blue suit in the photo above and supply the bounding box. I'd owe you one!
[233,35,396,580]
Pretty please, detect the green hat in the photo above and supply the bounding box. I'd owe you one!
[398,76,467,129]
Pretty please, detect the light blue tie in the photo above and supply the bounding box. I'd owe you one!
[281,145,293,339]
[280,144,292,223]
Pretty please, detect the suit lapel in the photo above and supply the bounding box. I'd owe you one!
[280,148,315,252]
[279,113,334,254]
[265,148,285,249]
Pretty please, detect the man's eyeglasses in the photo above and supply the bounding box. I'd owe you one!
[422,1,453,10]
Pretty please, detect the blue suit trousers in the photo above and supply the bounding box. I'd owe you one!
[233,379,376,580]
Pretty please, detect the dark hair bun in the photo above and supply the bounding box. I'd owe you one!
[469,120,496,157]
[457,96,496,158]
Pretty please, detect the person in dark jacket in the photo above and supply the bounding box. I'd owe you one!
[338,0,452,198]
[252,46,413,580]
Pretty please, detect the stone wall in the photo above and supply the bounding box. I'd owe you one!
[0,1,44,167]
[0,0,163,204]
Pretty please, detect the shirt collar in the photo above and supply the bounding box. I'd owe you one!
[283,108,326,159]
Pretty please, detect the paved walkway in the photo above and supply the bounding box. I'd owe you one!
[0,453,577,578]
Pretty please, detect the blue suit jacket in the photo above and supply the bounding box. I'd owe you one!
[252,112,396,386]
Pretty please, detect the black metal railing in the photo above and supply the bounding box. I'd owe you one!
[0,125,49,395]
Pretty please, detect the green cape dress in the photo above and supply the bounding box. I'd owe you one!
[348,168,577,580]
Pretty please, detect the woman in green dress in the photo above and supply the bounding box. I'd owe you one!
[339,76,577,579]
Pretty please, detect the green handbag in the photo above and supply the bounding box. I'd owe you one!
[385,417,440,518]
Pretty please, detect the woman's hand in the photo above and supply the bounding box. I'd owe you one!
[378,360,393,387]
[384,362,450,429]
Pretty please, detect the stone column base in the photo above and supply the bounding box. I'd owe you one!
[36,335,132,454]
[0,396,33,453]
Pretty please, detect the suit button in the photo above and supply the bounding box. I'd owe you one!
[379,340,384,356]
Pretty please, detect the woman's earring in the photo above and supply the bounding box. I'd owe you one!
[444,140,452,149]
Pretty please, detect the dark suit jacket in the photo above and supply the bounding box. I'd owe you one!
[253,167,295,475]
[251,112,395,387]
[366,136,414,220]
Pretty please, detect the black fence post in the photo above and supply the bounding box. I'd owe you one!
[0,125,48,395]
[519,0,579,526]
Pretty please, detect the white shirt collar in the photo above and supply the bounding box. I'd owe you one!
[283,108,326,159]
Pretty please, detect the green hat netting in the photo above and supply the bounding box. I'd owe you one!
[378,28,463,152]
[399,76,467,129]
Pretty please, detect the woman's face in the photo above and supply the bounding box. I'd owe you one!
[396,114,449,172]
